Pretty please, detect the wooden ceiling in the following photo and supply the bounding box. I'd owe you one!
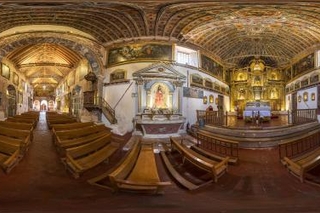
[2,1,320,94]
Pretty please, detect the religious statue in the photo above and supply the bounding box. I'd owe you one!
[154,85,166,108]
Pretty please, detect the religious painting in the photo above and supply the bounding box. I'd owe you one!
[203,96,208,104]
[295,81,300,90]
[150,82,170,109]
[303,92,308,102]
[1,63,10,80]
[13,72,19,86]
[310,73,319,84]
[214,83,221,91]
[190,74,203,86]
[183,87,204,99]
[110,69,126,83]
[107,43,173,66]
[301,78,309,87]
[292,53,314,77]
[209,95,214,103]
[201,54,223,79]
[204,78,213,89]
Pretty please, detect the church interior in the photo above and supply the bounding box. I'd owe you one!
[1,1,320,212]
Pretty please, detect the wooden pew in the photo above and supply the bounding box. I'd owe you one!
[56,131,109,155]
[0,121,34,141]
[0,141,21,173]
[63,133,119,178]
[283,147,320,182]
[5,117,37,128]
[51,122,95,131]
[47,118,78,129]
[108,141,171,194]
[170,137,229,183]
[54,124,109,145]
[160,143,200,190]
[0,126,31,154]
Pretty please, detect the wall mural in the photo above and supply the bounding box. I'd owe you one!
[201,54,224,79]
[107,43,172,66]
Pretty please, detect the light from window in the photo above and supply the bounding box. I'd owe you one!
[177,51,190,65]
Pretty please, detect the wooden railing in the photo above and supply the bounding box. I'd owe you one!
[196,110,225,127]
[196,131,239,161]
[278,128,320,159]
[291,109,317,125]
[83,91,117,124]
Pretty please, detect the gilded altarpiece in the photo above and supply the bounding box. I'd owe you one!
[230,59,285,114]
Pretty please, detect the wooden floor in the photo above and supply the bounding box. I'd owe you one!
[0,112,320,213]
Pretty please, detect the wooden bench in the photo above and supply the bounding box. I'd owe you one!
[63,133,119,178]
[51,122,95,131]
[160,143,201,190]
[0,141,21,173]
[0,126,31,154]
[47,118,78,129]
[108,141,171,194]
[54,125,109,145]
[5,117,37,128]
[0,121,34,141]
[190,145,237,164]
[56,131,110,154]
[170,137,229,183]
[283,147,320,182]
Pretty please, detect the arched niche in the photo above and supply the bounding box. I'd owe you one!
[145,80,175,110]
[7,85,16,117]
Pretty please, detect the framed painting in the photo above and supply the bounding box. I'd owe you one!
[1,63,10,80]
[201,54,224,79]
[183,87,204,99]
[190,74,203,86]
[107,43,173,66]
[110,69,127,83]
[310,74,319,84]
[13,72,19,86]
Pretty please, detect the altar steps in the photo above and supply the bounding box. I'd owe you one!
[191,121,320,148]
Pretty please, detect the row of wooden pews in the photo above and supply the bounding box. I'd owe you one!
[0,111,38,173]
[279,128,320,183]
[46,112,78,129]
[160,137,229,190]
[50,118,119,179]
[89,139,172,194]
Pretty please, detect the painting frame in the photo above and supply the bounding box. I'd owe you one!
[13,72,19,86]
[110,69,127,83]
[1,63,10,80]
[183,87,204,99]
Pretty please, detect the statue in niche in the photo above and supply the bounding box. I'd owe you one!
[152,83,168,109]
[155,85,164,107]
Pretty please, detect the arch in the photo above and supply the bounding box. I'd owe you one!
[0,36,102,75]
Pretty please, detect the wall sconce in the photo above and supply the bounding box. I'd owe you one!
[303,92,308,102]
[311,93,315,101]
[203,96,207,104]
[298,95,301,102]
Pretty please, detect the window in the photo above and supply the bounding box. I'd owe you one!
[175,46,198,67]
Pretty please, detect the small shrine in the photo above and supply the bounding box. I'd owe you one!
[132,62,186,137]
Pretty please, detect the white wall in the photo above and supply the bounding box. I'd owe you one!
[297,86,317,109]
[103,62,230,132]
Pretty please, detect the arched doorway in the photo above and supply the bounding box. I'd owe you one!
[7,85,16,117]
[40,100,48,111]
